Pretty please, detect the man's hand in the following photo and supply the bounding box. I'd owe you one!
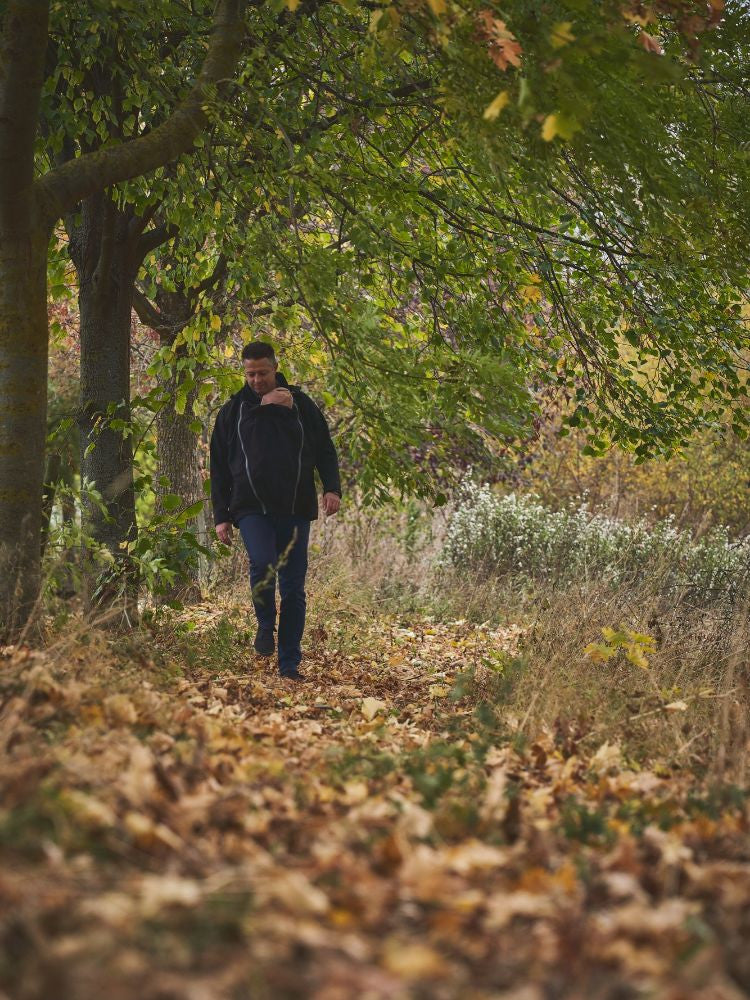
[216,522,233,544]
[261,387,293,408]
[322,492,340,516]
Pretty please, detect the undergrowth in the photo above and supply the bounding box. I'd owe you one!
[301,500,750,778]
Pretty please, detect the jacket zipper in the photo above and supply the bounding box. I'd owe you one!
[238,401,267,514]
[291,403,304,513]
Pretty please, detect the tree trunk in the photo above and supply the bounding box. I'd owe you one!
[0,225,50,636]
[68,195,140,617]
[132,275,230,605]
[0,2,50,637]
[156,373,205,603]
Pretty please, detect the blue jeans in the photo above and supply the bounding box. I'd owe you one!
[238,514,311,675]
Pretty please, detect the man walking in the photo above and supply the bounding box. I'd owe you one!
[210,342,341,680]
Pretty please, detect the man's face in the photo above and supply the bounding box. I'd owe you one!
[243,357,278,397]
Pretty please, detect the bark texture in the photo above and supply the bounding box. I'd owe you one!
[0,1,50,634]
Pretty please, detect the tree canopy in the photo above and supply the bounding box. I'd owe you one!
[2,0,750,630]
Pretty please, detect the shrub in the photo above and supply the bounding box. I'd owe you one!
[439,483,750,606]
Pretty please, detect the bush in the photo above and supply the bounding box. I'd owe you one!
[439,482,750,606]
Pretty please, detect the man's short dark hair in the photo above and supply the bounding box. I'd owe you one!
[241,341,276,363]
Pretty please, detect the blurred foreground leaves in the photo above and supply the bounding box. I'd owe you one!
[0,611,748,999]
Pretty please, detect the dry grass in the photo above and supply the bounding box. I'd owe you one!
[292,504,750,779]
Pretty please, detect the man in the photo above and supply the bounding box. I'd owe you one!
[210,342,341,681]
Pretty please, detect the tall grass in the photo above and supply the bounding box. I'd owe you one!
[302,496,750,777]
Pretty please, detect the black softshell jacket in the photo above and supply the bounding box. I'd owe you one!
[210,374,341,524]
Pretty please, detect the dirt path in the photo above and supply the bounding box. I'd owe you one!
[0,610,748,999]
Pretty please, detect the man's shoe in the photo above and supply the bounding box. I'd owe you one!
[280,670,306,682]
[254,626,275,656]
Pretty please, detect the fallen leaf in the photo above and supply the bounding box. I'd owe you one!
[104,694,137,726]
[382,940,447,978]
[266,871,330,914]
[361,697,387,721]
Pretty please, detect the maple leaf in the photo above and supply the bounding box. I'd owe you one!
[541,113,581,142]
[476,11,523,72]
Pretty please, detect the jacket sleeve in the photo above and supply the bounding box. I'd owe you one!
[210,407,233,525]
[307,397,341,497]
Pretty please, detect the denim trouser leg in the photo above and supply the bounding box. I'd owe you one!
[238,514,278,631]
[275,517,310,674]
[238,514,310,674]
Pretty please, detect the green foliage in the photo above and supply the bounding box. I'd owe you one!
[124,509,211,598]
[40,0,750,505]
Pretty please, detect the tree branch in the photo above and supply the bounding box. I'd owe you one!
[137,222,178,260]
[132,287,169,336]
[35,0,246,227]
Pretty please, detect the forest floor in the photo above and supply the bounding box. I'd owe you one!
[1,602,749,1000]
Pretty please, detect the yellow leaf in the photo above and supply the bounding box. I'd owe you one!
[541,114,559,141]
[584,641,616,663]
[427,0,446,15]
[625,644,650,670]
[590,741,623,774]
[483,90,510,121]
[210,314,222,332]
[541,112,580,142]
[519,274,543,303]
[550,21,575,48]
[284,0,300,9]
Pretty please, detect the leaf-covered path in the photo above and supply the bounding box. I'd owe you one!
[1,608,748,999]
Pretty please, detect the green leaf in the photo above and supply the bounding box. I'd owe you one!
[162,494,182,511]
